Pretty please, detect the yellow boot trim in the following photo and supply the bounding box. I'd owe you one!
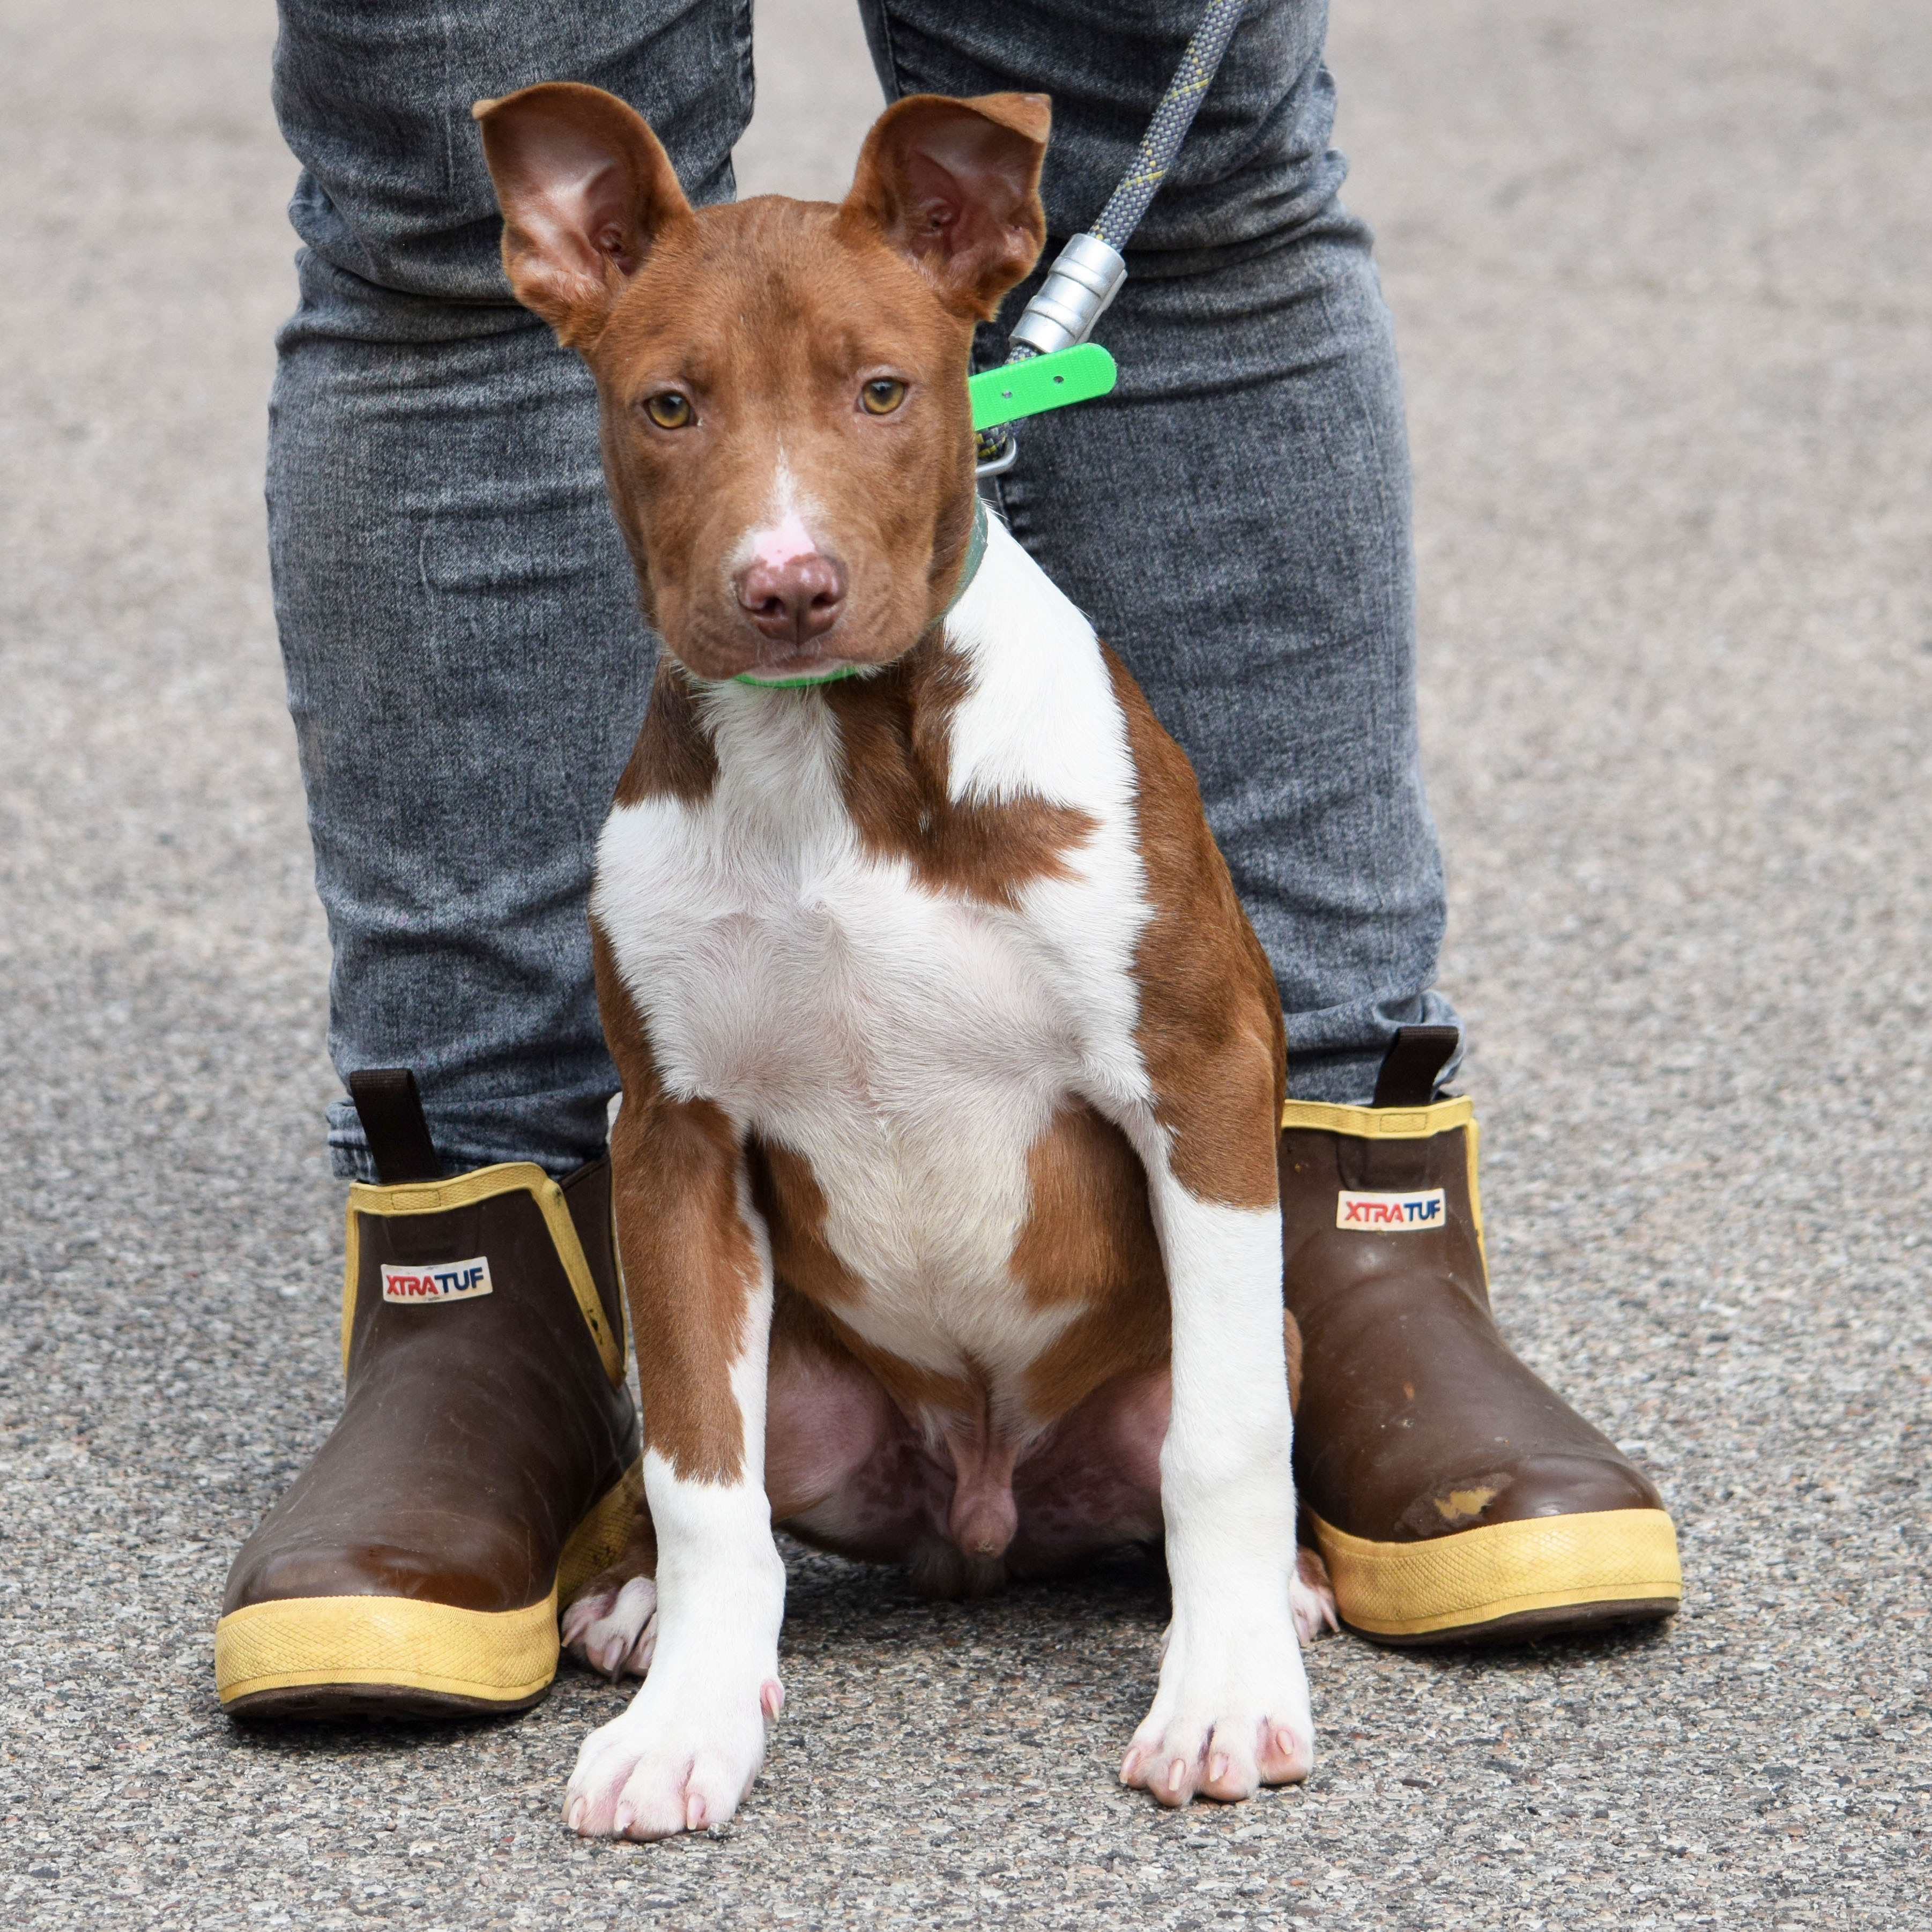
[1280,1094,1473,1139]
[1279,1097,1487,1274]
[1310,1506,1682,1638]
[214,1460,643,1706]
[557,1456,644,1608]
[339,1162,623,1385]
[214,1585,562,1707]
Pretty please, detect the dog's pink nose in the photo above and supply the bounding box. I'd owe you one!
[735,553,845,644]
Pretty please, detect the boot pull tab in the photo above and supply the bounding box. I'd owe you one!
[348,1068,442,1184]
[1372,1027,1462,1109]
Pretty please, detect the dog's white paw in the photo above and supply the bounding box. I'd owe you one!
[564,1669,784,1839]
[562,1576,659,1680]
[1120,1617,1314,1807]
[1291,1545,1340,1645]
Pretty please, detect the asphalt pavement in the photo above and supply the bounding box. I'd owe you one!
[2,1,1928,1925]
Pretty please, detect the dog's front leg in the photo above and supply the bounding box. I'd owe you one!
[564,1083,785,1841]
[1119,1097,1317,1809]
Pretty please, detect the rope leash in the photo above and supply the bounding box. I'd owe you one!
[971,0,1247,475]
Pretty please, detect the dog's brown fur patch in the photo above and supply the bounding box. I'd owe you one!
[748,1138,866,1310]
[1013,1101,1172,1418]
[1105,647,1285,1211]
[826,636,1099,908]
[613,657,720,808]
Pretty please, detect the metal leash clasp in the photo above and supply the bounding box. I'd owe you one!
[1007,234,1127,359]
[974,427,1020,477]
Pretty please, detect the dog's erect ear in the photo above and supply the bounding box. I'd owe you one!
[473,82,692,345]
[843,93,1050,319]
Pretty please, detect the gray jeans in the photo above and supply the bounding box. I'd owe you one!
[267,0,1458,1182]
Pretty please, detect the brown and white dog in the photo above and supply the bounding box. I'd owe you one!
[477,81,1335,1841]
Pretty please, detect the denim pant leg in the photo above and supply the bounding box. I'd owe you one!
[864,0,1460,1104]
[267,0,752,1179]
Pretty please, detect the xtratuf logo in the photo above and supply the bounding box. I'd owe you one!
[381,1257,494,1303]
[1335,1188,1446,1232]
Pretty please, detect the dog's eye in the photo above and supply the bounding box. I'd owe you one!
[860,378,907,416]
[643,392,694,429]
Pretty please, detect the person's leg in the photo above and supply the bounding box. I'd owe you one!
[855,1,1680,1647]
[216,0,754,1723]
[270,0,752,1179]
[859,0,1454,1103]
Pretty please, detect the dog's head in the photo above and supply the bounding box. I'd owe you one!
[475,83,1048,685]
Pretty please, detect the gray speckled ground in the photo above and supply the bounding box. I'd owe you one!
[3,0,1928,1924]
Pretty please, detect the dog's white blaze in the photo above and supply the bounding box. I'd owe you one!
[595,521,1157,1414]
[747,509,815,573]
[729,451,822,577]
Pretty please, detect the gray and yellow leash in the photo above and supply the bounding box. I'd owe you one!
[969,0,1247,475]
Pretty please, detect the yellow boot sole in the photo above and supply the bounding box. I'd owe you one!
[214,1459,642,1719]
[1311,1505,1682,1645]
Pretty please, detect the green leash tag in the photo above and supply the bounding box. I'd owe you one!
[968,343,1118,432]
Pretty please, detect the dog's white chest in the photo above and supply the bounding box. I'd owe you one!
[593,525,1154,1381]
[611,741,1079,1127]
[595,717,1067,1374]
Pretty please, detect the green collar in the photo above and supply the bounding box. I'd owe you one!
[732,497,989,689]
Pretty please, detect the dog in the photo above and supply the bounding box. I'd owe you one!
[476,80,1336,1841]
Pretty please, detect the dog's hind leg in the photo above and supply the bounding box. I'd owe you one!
[1292,1544,1340,1645]
[562,1515,660,1681]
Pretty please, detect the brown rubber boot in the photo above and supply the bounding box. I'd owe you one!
[1282,1028,1681,1645]
[215,1071,641,1718]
